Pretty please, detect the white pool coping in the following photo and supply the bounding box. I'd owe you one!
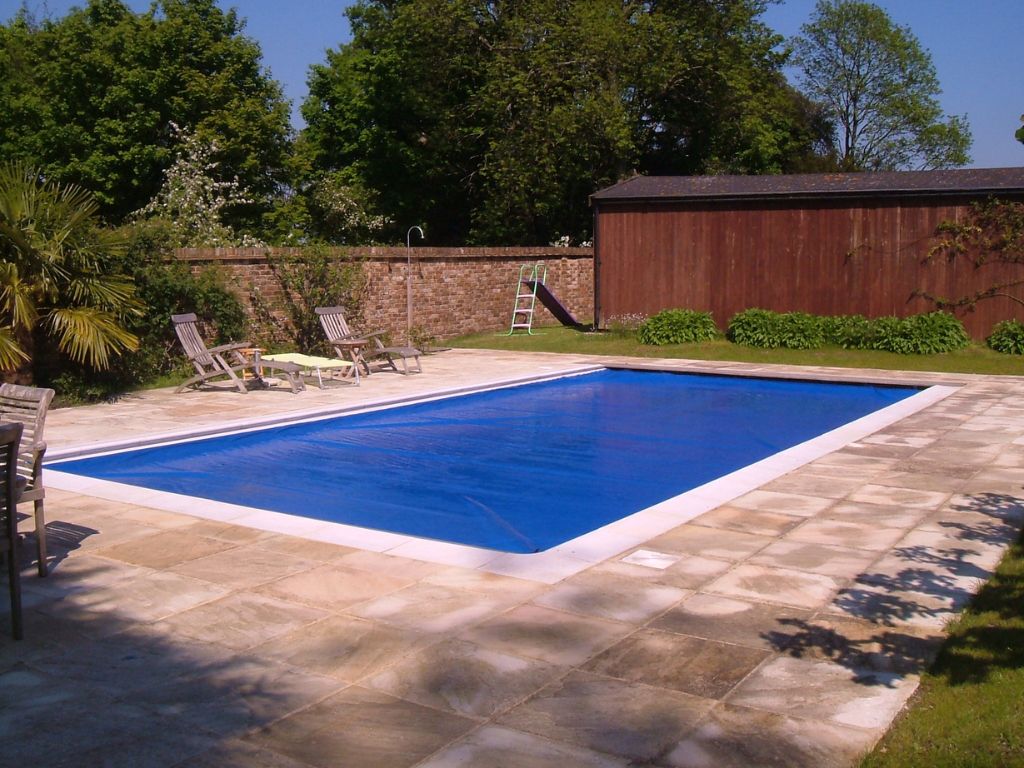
[46,368,960,584]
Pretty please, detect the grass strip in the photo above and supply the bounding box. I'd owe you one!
[450,326,1024,376]
[862,531,1024,768]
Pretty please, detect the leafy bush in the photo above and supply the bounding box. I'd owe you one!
[637,309,718,345]
[897,311,970,354]
[821,314,873,349]
[988,320,1024,355]
[726,309,823,349]
[728,308,969,354]
[725,308,781,347]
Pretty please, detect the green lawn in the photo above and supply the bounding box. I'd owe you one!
[449,325,1024,376]
[861,533,1024,768]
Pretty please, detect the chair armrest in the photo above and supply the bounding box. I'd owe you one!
[207,342,253,355]
[30,440,46,484]
[363,330,389,339]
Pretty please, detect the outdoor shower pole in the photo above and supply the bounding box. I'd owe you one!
[406,225,424,346]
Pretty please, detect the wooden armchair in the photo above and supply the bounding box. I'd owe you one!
[315,306,422,375]
[0,383,55,577]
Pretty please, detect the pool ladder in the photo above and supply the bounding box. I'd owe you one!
[508,262,546,335]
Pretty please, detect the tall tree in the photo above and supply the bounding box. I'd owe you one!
[0,162,141,374]
[791,0,971,171]
[1017,114,1024,145]
[302,0,834,246]
[0,0,290,225]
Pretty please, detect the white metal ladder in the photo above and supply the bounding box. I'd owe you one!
[507,262,546,335]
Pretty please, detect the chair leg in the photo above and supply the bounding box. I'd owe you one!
[34,498,47,577]
[5,525,22,640]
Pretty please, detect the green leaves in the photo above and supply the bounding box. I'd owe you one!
[726,308,969,354]
[0,160,140,373]
[0,0,290,225]
[791,0,971,170]
[637,309,718,345]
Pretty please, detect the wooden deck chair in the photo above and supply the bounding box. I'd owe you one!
[172,313,305,394]
[0,421,24,639]
[0,384,54,577]
[315,306,422,375]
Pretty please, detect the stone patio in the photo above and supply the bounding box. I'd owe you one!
[2,349,1023,767]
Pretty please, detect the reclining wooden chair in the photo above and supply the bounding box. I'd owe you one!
[172,313,305,394]
[0,384,54,577]
[315,306,422,376]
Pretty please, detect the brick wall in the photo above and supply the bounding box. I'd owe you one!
[174,246,594,342]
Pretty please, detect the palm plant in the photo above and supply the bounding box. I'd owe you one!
[0,163,142,374]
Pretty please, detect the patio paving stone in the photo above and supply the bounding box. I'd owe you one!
[650,593,814,652]
[644,524,773,561]
[759,471,872,499]
[169,544,318,589]
[416,724,630,768]
[784,518,908,552]
[582,628,770,699]
[253,533,359,562]
[691,505,804,537]
[348,583,509,634]
[531,570,687,624]
[246,685,476,768]
[770,614,943,674]
[255,563,412,611]
[461,604,631,666]
[91,528,237,569]
[589,551,733,591]
[250,614,431,683]
[819,500,928,529]
[847,484,950,509]
[726,655,917,731]
[747,540,879,580]
[726,490,835,518]
[705,564,841,610]
[497,670,714,763]
[154,592,328,651]
[664,703,878,768]
[365,637,564,718]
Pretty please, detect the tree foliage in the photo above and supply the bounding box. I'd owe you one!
[791,0,971,171]
[0,162,141,374]
[302,0,835,245]
[0,0,291,225]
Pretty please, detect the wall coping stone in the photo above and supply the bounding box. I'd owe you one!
[174,246,594,263]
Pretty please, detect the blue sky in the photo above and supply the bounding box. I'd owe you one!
[5,0,1024,169]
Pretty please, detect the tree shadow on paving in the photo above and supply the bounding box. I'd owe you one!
[1,519,344,768]
[762,490,1024,686]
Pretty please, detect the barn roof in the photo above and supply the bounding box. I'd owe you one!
[591,167,1024,204]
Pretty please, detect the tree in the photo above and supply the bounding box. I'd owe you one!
[0,162,141,374]
[0,0,290,226]
[302,0,835,245]
[1016,115,1024,145]
[791,0,971,171]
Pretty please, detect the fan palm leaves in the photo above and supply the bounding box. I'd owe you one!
[0,162,142,372]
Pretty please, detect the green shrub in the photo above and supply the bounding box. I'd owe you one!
[869,312,969,354]
[988,320,1024,355]
[822,314,873,349]
[637,309,718,345]
[726,308,781,348]
[726,309,824,349]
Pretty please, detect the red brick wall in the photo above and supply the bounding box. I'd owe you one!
[174,246,594,342]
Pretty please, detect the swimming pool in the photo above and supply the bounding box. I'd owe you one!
[51,369,924,556]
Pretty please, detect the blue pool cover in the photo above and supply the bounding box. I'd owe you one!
[51,369,918,553]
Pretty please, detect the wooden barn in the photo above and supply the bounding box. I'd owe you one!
[590,168,1024,339]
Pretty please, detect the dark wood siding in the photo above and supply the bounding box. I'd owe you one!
[594,196,1024,339]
